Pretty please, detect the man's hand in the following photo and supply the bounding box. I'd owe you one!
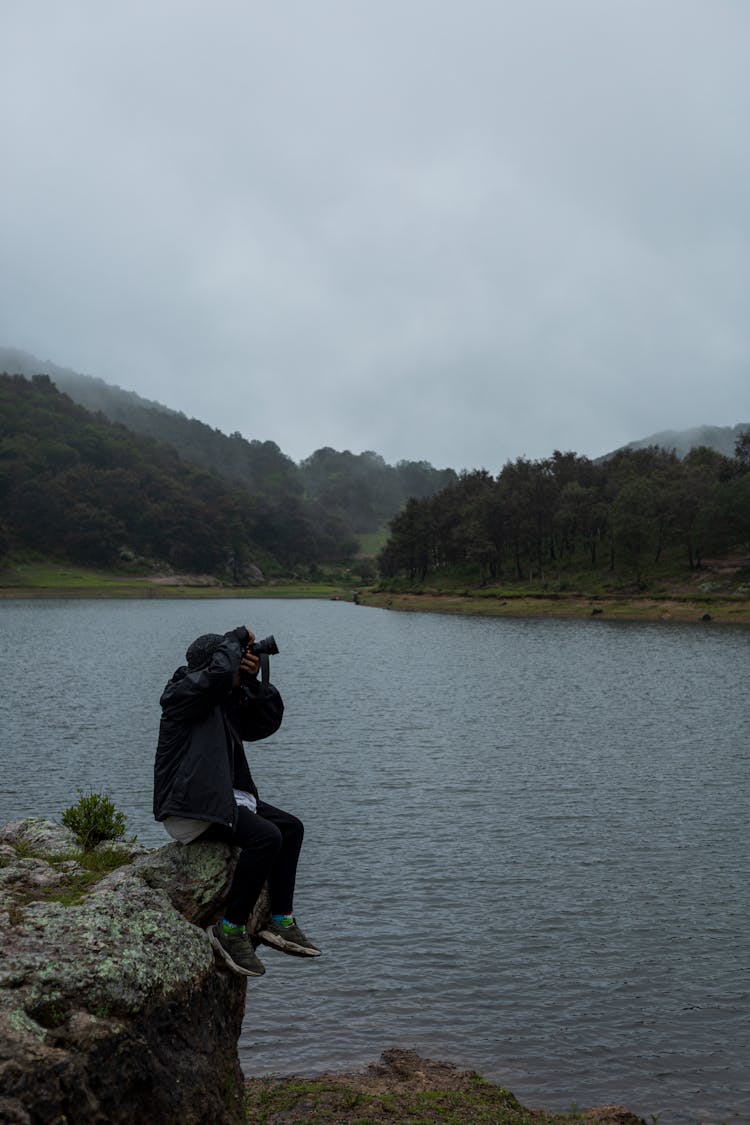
[239,640,260,680]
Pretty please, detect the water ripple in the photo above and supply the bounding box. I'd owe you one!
[1,602,748,1123]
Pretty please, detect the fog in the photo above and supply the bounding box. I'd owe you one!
[1,1,748,470]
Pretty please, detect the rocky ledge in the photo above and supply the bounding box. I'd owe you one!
[0,817,265,1125]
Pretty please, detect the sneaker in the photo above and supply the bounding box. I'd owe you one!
[258,918,321,957]
[207,923,266,977]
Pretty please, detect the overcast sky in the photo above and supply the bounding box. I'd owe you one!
[2,2,749,472]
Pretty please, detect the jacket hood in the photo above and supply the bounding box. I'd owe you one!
[185,633,225,669]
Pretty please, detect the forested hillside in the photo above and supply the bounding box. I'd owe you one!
[25,357,457,536]
[0,375,357,577]
[4,348,746,559]
[299,447,456,533]
[379,440,750,588]
[45,364,305,503]
[3,350,747,594]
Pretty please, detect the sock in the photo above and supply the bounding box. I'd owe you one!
[272,913,294,928]
[220,918,246,935]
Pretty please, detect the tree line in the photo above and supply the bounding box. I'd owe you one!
[378,438,750,587]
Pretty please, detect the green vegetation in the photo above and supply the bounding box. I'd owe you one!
[0,373,357,577]
[2,366,748,618]
[378,442,750,596]
[243,1071,626,1124]
[360,588,750,624]
[0,373,453,581]
[61,789,128,850]
[0,559,358,599]
[46,361,458,529]
[39,847,133,907]
[299,448,456,535]
[0,560,158,591]
[357,526,392,556]
[5,843,131,911]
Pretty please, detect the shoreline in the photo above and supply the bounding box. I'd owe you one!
[1,561,749,623]
[1,581,749,623]
[0,579,351,601]
[357,589,750,624]
[242,1048,646,1124]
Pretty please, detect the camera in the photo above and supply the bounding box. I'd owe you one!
[247,635,279,658]
[239,634,278,687]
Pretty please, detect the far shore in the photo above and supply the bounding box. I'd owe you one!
[358,589,750,624]
[1,568,749,623]
[0,583,349,601]
[0,567,352,602]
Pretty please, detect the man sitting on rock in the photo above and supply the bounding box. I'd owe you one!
[153,625,320,976]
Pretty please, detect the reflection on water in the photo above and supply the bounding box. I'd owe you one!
[1,599,748,1124]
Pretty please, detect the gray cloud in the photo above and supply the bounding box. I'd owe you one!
[1,0,748,471]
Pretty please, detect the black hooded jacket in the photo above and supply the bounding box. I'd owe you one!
[153,626,284,830]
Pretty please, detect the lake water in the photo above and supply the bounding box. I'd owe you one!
[1,598,748,1124]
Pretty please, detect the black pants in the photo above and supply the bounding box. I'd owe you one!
[204,801,304,926]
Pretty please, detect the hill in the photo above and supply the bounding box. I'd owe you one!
[0,374,357,578]
[605,423,749,461]
[0,348,457,537]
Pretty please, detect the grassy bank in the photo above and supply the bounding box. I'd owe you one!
[362,552,750,623]
[359,588,750,624]
[2,559,749,623]
[0,561,353,601]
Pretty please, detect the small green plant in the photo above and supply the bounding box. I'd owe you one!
[61,789,128,851]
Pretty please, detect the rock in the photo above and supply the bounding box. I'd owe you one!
[0,854,82,899]
[133,840,270,933]
[0,818,79,857]
[247,1049,648,1123]
[133,838,237,927]
[581,1108,645,1124]
[0,818,253,1124]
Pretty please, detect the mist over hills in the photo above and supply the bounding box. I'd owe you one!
[0,371,362,577]
[610,424,749,461]
[0,347,456,538]
[0,349,457,581]
[2,347,746,474]
[3,346,748,585]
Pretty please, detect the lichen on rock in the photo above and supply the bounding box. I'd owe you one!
[0,817,252,1124]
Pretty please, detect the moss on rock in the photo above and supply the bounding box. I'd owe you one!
[0,818,249,1124]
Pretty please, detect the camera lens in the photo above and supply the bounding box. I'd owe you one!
[249,635,279,657]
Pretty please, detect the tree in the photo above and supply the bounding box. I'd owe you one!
[734,430,750,471]
[612,478,656,586]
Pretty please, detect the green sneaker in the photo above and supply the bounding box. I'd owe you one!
[207,923,266,977]
[258,918,321,957]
